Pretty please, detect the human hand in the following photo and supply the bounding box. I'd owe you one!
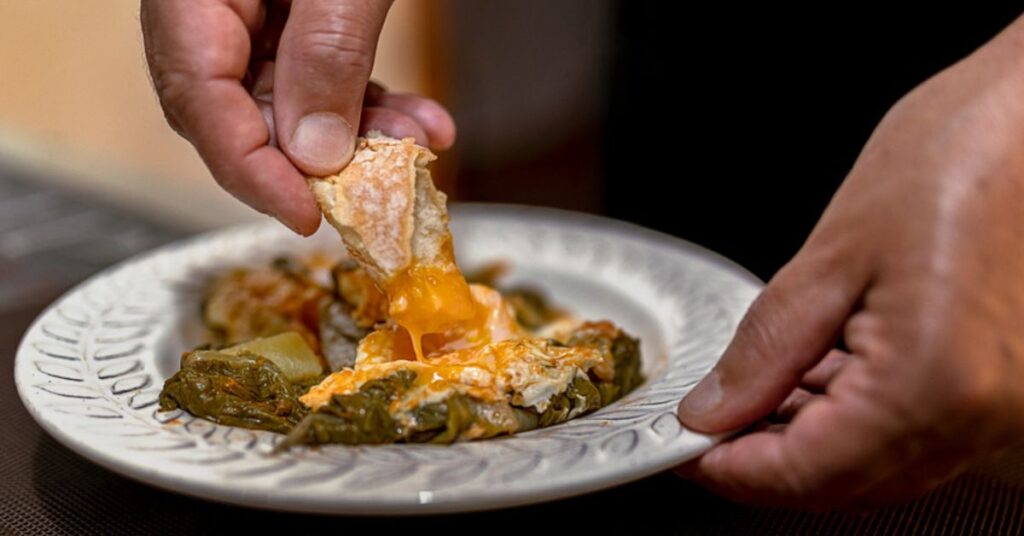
[140,0,456,235]
[676,17,1024,510]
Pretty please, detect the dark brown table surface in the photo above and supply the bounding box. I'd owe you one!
[1,163,1022,535]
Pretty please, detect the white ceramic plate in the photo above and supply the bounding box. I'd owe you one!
[14,204,760,514]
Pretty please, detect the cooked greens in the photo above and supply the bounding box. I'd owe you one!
[280,376,527,449]
[280,370,414,447]
[159,350,308,433]
[159,256,645,449]
[162,325,643,447]
[277,373,612,450]
[569,324,644,405]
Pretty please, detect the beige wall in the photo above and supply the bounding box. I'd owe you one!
[0,1,431,230]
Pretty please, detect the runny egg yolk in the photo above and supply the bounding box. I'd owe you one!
[371,282,522,362]
[383,263,478,361]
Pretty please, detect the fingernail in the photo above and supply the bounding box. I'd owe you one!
[681,369,722,415]
[289,112,353,174]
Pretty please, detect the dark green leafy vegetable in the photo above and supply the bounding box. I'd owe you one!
[159,351,308,433]
[568,325,644,405]
[535,376,603,427]
[605,331,644,403]
[407,395,521,444]
[167,253,646,448]
[504,289,565,330]
[162,324,645,448]
[278,371,528,449]
[279,370,415,448]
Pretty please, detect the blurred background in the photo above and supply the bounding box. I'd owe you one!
[4,5,1024,531]
[0,0,613,227]
[0,2,1021,285]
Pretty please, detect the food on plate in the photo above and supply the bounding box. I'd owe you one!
[159,135,643,447]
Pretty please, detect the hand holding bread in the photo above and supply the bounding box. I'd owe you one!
[141,0,455,235]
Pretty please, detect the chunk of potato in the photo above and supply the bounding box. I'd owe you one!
[222,332,323,384]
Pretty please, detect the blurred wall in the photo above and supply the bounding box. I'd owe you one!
[0,1,434,230]
[445,0,613,212]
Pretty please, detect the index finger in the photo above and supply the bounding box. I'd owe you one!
[141,0,321,235]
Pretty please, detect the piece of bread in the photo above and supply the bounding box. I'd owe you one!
[308,135,451,285]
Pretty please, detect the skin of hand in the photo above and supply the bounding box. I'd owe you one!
[676,16,1024,510]
[140,0,456,235]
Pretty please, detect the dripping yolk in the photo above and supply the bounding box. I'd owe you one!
[359,283,523,363]
[383,264,477,360]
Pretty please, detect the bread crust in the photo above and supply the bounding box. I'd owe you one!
[308,136,449,284]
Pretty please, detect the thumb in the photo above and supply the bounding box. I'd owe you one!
[678,252,863,432]
[275,0,392,175]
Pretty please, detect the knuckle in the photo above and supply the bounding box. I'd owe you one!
[387,111,423,134]
[292,17,376,75]
[799,222,856,267]
[732,275,803,368]
[733,298,780,367]
[791,243,845,274]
